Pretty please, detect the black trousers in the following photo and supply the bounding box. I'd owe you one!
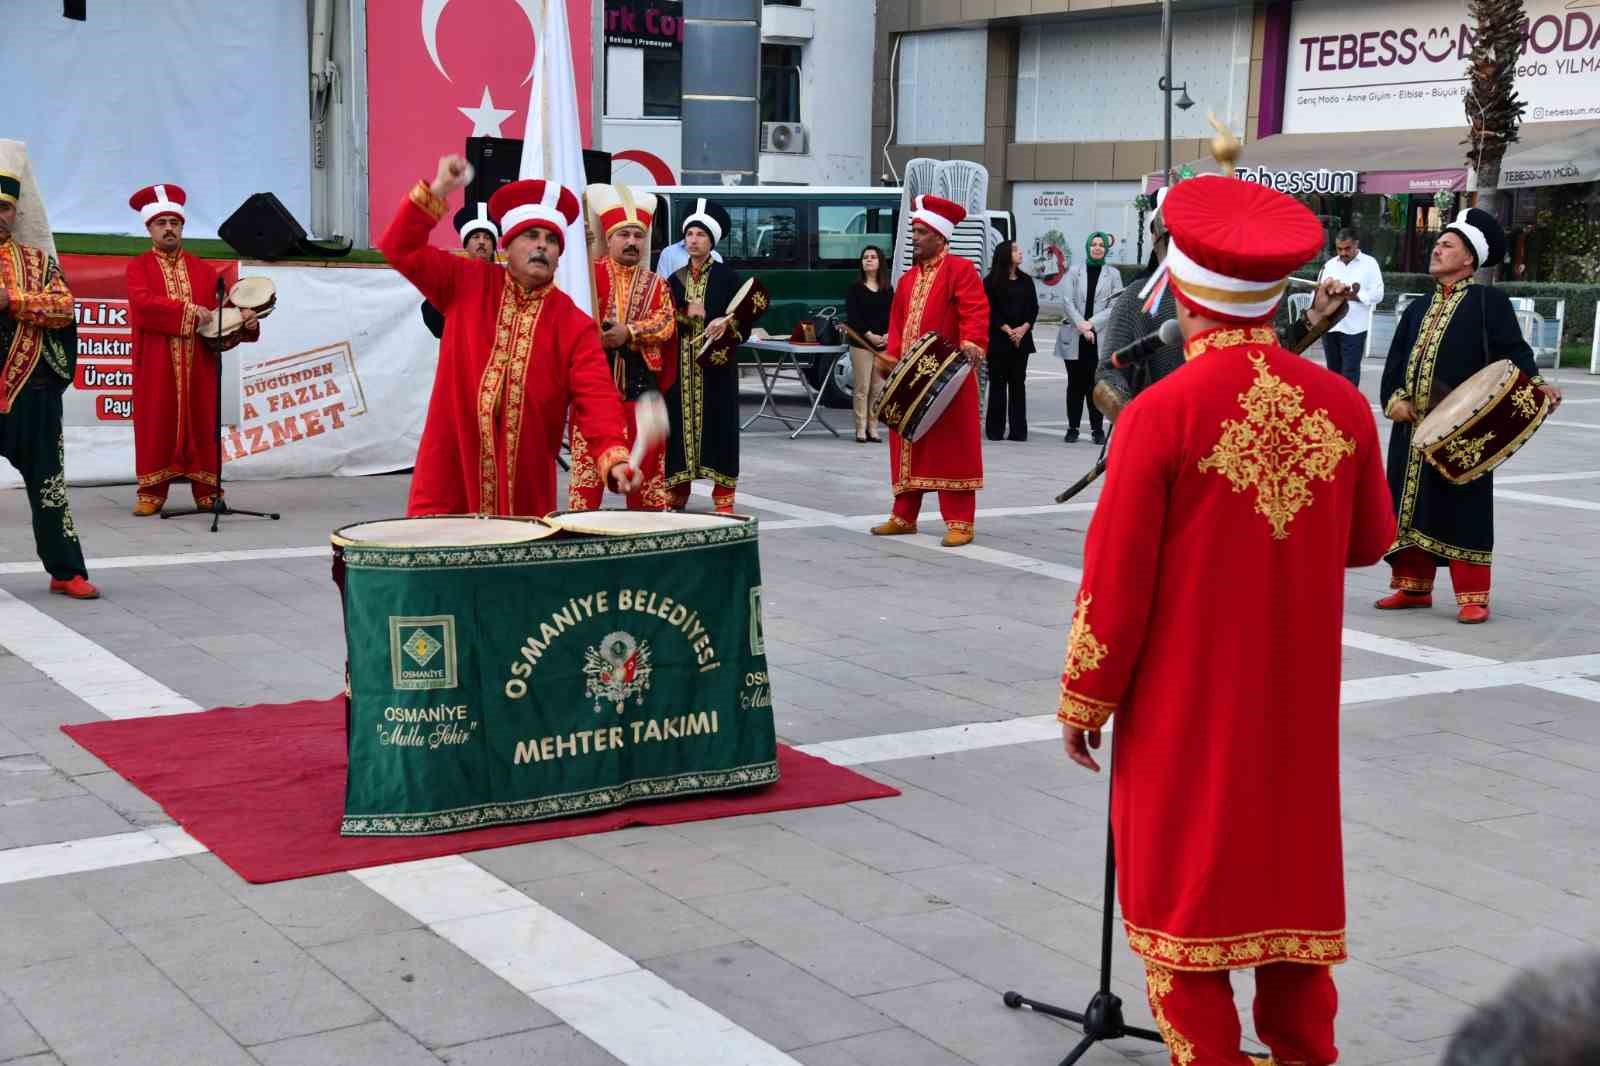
[1321,331,1365,386]
[985,352,1029,440]
[1064,356,1102,434]
[0,382,89,580]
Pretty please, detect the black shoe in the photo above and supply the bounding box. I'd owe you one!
[1091,429,1105,445]
[1064,428,1080,443]
[1008,434,1027,442]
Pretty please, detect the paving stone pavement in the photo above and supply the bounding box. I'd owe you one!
[2,338,1598,1064]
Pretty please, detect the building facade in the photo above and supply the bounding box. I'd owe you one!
[602,0,876,188]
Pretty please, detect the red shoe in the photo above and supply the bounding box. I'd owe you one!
[1457,604,1490,624]
[1375,590,1432,610]
[49,576,100,600]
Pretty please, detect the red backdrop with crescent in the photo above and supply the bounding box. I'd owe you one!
[366,0,594,247]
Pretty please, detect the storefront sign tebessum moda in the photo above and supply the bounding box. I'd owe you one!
[1235,167,1360,196]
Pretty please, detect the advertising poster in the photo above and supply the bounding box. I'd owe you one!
[1010,182,1139,313]
[1285,0,1600,133]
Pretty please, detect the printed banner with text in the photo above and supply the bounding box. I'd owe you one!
[339,523,778,835]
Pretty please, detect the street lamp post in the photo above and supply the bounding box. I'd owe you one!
[1162,0,1173,184]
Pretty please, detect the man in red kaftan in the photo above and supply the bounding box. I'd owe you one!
[126,183,258,516]
[378,156,638,517]
[1057,174,1396,1065]
[869,194,989,547]
[569,183,674,511]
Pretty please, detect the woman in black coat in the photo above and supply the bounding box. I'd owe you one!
[983,240,1039,441]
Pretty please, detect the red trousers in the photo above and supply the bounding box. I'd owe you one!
[138,477,220,510]
[667,482,736,513]
[891,489,975,532]
[1388,547,1490,606]
[1145,963,1338,1066]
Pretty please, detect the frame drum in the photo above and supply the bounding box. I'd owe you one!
[197,307,247,352]
[1411,359,1551,484]
[229,276,277,319]
[872,331,970,442]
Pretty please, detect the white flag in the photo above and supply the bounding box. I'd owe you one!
[521,0,593,317]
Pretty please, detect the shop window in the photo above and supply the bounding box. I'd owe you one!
[761,45,802,124]
[643,52,682,118]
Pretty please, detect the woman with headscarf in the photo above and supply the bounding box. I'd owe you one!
[983,240,1039,441]
[1054,231,1124,444]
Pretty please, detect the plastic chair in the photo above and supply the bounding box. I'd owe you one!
[1287,293,1312,323]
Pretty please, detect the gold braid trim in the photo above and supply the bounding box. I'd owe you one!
[1057,686,1115,730]
[409,180,448,221]
[1143,966,1197,1066]
[1126,922,1347,972]
[593,445,631,490]
[1182,326,1277,362]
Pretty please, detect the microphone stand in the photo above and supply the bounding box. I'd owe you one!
[1002,740,1165,1064]
[163,276,280,532]
[1054,426,1110,504]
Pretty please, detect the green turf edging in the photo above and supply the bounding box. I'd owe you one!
[54,232,389,265]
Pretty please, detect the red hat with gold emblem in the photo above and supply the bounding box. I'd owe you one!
[585,183,656,240]
[1142,175,1323,324]
[488,179,580,250]
[909,195,965,241]
[129,184,187,226]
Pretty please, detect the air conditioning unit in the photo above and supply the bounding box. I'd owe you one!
[761,122,807,155]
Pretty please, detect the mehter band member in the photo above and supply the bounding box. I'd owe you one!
[421,202,500,339]
[570,183,675,510]
[0,149,95,598]
[664,199,743,513]
[378,154,638,517]
[1058,173,1396,1066]
[127,183,259,516]
[1377,207,1561,624]
[869,195,988,547]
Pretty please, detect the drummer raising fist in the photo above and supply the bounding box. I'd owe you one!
[378,155,639,517]
[126,183,258,517]
[1377,207,1560,624]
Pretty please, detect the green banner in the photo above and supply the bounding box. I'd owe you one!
[339,522,776,835]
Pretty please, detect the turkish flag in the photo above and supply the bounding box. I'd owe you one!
[365,0,594,247]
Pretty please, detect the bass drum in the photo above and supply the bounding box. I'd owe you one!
[544,509,754,536]
[1412,359,1551,484]
[872,332,970,442]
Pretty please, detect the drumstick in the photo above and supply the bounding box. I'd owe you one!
[630,391,669,472]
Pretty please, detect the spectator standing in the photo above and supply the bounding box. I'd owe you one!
[1316,227,1384,386]
[844,245,892,443]
[983,240,1038,441]
[1055,232,1124,444]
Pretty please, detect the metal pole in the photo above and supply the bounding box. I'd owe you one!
[1162,0,1172,183]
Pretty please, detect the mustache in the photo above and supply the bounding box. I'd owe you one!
[526,252,551,265]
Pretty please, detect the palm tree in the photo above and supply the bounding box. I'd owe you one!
[1462,0,1527,273]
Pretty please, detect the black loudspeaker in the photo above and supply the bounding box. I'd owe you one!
[219,193,350,260]
[219,193,306,259]
[466,137,523,205]
[465,137,613,203]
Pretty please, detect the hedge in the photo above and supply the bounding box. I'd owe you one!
[1293,271,1600,342]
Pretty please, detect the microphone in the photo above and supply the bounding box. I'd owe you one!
[1109,319,1183,370]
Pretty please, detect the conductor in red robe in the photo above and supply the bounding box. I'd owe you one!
[126,184,259,516]
[378,156,638,517]
[1056,174,1396,1065]
[870,195,988,547]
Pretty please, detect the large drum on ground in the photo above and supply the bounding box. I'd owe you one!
[331,511,776,837]
[1412,359,1551,484]
[544,509,751,536]
[873,331,970,441]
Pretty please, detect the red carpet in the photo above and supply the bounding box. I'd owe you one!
[62,698,898,884]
